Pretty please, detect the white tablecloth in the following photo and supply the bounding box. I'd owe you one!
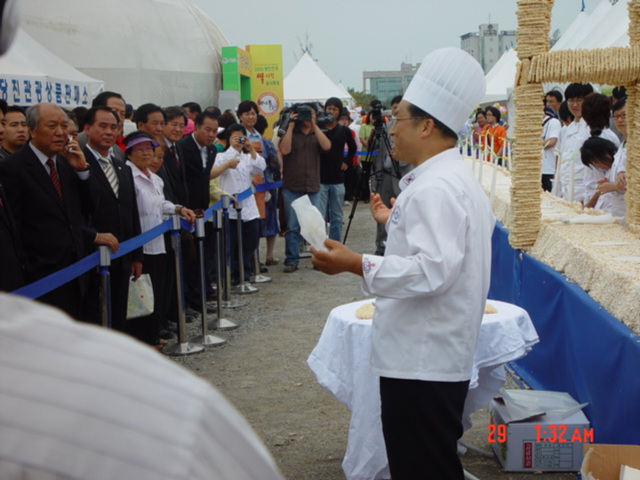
[307,299,539,480]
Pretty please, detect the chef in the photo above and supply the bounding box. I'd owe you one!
[312,47,495,480]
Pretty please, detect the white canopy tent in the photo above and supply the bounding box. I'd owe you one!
[481,48,518,105]
[0,28,103,107]
[284,52,354,107]
[481,0,631,106]
[19,0,228,108]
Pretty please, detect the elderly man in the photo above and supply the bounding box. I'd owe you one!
[0,103,118,318]
[81,105,143,331]
[134,103,166,144]
[0,106,28,159]
[279,103,331,272]
[312,48,495,479]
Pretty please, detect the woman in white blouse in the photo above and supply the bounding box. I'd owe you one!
[124,131,195,347]
[211,124,266,285]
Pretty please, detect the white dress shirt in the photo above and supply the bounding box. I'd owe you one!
[541,117,561,175]
[127,161,176,255]
[214,147,266,221]
[557,118,590,201]
[604,145,627,221]
[584,128,621,207]
[29,143,90,180]
[361,148,495,382]
[0,293,284,480]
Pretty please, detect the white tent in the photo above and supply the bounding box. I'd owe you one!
[482,0,631,105]
[284,52,354,107]
[481,48,518,105]
[19,0,228,108]
[337,82,355,107]
[0,28,103,107]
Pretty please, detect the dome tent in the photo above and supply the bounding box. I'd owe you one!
[19,0,228,108]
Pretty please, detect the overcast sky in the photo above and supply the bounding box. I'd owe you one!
[190,0,594,91]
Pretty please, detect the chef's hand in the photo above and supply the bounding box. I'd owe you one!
[370,193,395,225]
[311,239,363,276]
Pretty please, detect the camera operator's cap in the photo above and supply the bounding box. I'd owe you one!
[403,47,486,133]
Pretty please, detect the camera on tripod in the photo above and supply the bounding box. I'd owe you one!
[369,102,385,127]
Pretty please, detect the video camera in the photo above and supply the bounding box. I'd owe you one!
[276,103,333,136]
[369,101,385,128]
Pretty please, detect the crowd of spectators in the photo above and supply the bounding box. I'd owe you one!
[0,94,393,348]
[466,83,628,222]
[544,83,627,221]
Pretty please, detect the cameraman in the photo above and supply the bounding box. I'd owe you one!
[279,103,331,272]
[319,98,357,242]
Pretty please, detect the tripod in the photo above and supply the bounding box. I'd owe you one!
[343,118,401,244]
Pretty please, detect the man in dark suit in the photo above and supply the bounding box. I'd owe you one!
[77,91,127,163]
[160,106,188,204]
[81,106,143,331]
[177,111,219,311]
[0,103,25,292]
[0,103,118,318]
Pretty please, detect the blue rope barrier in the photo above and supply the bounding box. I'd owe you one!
[12,180,283,299]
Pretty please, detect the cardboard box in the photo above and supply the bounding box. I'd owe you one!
[581,444,640,480]
[489,398,591,472]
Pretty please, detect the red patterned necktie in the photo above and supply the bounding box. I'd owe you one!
[170,145,179,168]
[46,158,64,201]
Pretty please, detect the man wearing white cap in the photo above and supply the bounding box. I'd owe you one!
[312,47,495,479]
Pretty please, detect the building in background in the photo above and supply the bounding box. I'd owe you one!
[460,23,516,73]
[362,62,419,107]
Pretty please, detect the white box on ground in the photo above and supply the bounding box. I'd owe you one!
[490,397,592,472]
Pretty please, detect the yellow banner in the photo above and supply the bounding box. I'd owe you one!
[247,44,284,139]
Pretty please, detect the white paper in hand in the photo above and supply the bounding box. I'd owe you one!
[291,195,328,251]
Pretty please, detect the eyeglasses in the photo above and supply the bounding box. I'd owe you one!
[567,98,583,105]
[390,116,424,127]
[613,113,626,120]
[168,121,185,129]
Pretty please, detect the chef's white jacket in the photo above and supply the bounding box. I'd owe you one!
[362,148,495,382]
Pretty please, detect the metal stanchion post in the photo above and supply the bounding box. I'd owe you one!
[190,217,226,346]
[209,209,238,331]
[220,195,246,308]
[250,250,271,283]
[98,245,112,329]
[165,214,204,355]
[231,198,258,294]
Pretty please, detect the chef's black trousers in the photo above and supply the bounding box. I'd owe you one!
[380,376,470,480]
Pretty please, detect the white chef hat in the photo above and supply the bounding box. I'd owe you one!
[403,47,486,134]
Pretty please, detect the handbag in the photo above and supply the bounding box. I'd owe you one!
[126,273,154,319]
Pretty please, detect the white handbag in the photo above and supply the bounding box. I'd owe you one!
[126,273,154,319]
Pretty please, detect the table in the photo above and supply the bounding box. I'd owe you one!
[307,299,539,480]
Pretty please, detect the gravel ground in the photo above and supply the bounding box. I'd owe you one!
[170,203,578,480]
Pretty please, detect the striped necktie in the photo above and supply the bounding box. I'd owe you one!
[46,158,64,201]
[99,156,119,197]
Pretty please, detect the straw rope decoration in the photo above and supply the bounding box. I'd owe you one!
[511,0,640,248]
